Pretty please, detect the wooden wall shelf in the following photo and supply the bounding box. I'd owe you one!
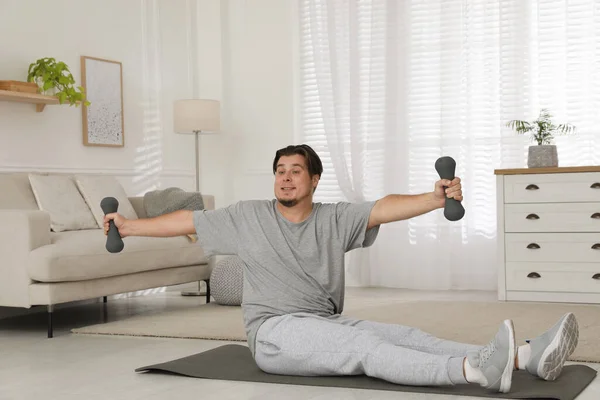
[0,89,60,112]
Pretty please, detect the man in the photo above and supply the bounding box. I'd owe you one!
[105,144,578,393]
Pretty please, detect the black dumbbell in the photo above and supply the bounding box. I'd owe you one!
[100,197,124,253]
[435,156,465,221]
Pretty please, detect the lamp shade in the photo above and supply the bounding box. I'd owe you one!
[174,99,220,134]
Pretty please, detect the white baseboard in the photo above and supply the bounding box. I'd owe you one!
[0,282,208,321]
[0,298,100,320]
[0,164,193,177]
[164,281,207,293]
[0,306,38,320]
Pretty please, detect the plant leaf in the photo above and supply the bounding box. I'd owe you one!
[26,57,94,107]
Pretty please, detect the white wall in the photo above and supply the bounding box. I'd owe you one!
[0,0,224,196]
[0,0,294,204]
[0,0,295,317]
[219,0,295,202]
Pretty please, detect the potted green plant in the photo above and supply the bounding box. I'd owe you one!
[506,109,576,168]
[27,57,90,107]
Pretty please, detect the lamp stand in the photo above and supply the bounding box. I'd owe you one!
[195,131,200,191]
[181,130,206,298]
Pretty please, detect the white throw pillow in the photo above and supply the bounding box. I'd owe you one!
[74,175,138,228]
[28,174,99,232]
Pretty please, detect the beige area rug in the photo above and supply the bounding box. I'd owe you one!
[72,300,600,363]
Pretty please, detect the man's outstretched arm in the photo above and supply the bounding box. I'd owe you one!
[103,210,196,238]
[367,178,462,230]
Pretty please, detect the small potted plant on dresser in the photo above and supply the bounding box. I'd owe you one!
[506,109,576,168]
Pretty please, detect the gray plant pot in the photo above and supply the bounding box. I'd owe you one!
[528,145,558,168]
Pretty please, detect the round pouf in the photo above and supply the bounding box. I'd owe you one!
[210,256,244,305]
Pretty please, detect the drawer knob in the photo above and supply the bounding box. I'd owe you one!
[527,272,541,279]
[527,243,540,249]
[591,183,600,189]
[592,243,600,250]
[526,184,539,190]
[591,213,600,219]
[593,273,600,280]
[526,213,540,220]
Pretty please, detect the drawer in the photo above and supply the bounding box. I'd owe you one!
[505,233,600,262]
[505,203,600,232]
[504,172,600,203]
[506,262,600,293]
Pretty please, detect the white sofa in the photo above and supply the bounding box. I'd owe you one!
[0,172,214,337]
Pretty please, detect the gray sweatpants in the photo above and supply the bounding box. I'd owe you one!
[254,312,482,386]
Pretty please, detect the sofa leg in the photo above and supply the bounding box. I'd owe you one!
[205,280,210,304]
[47,305,54,338]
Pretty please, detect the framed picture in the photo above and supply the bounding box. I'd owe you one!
[81,56,124,147]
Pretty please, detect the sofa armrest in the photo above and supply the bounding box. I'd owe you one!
[0,210,51,307]
[128,194,216,218]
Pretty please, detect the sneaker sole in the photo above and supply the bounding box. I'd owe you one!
[537,313,579,381]
[500,319,516,393]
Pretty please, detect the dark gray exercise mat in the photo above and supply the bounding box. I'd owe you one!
[135,344,597,400]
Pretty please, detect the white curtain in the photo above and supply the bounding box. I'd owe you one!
[297,0,600,290]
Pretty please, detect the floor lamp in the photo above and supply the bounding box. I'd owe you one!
[174,99,220,296]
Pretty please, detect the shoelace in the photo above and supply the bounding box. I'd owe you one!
[478,338,497,366]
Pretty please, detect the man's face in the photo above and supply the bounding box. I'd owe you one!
[274,154,318,208]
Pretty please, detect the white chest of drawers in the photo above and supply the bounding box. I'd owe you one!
[495,166,600,304]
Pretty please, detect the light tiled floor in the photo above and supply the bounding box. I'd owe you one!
[0,288,598,400]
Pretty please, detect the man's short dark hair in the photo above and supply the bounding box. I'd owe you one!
[272,144,323,178]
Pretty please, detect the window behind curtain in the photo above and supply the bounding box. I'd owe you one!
[297,0,600,290]
[298,0,389,204]
[297,0,600,215]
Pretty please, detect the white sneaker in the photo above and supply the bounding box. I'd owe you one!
[525,312,579,381]
[466,319,515,393]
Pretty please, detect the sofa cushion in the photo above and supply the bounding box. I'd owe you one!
[28,230,209,282]
[28,174,98,232]
[74,175,138,228]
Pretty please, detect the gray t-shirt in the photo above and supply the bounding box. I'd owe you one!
[193,199,380,355]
